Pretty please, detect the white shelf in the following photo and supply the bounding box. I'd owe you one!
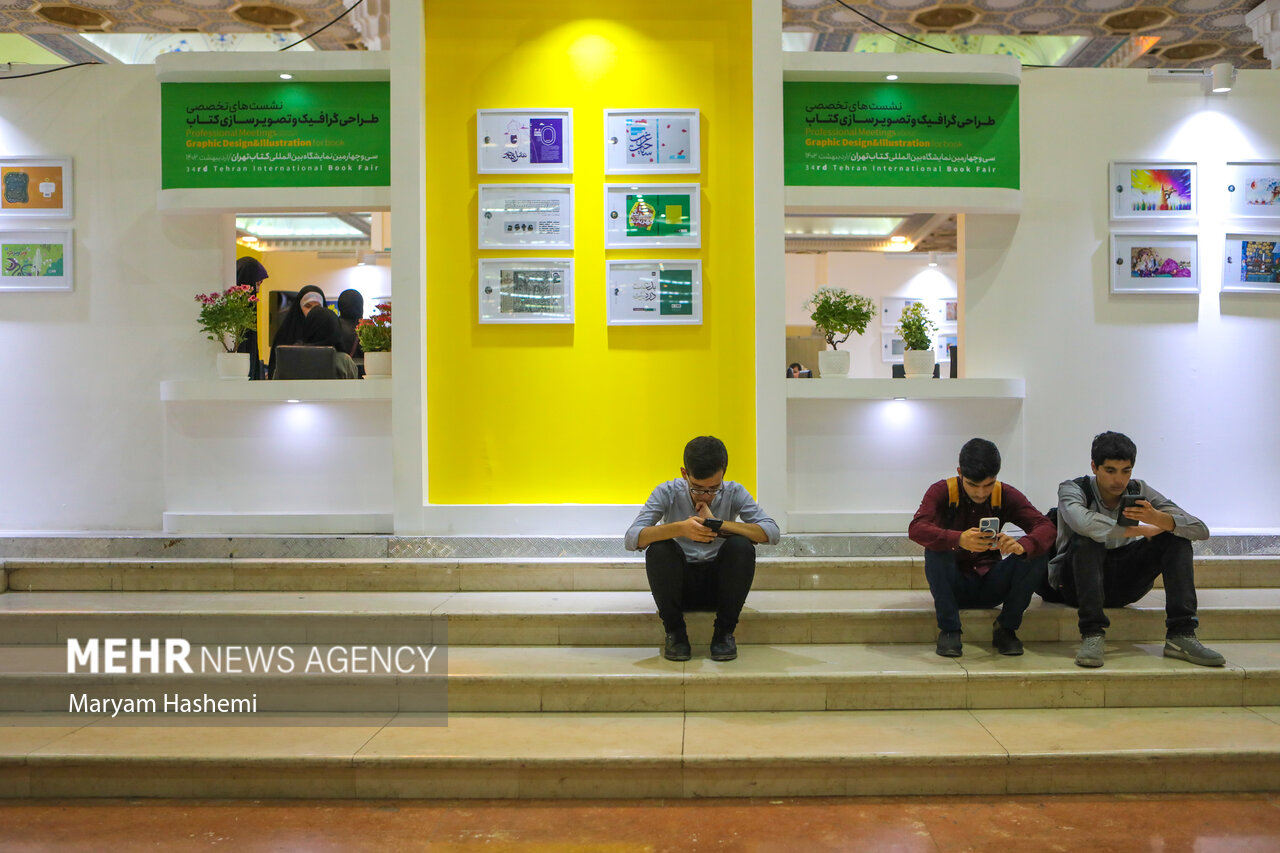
[161,379,392,403]
[787,378,1024,400]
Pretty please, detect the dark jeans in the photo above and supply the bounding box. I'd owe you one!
[1060,532,1198,637]
[923,549,1048,633]
[644,536,756,637]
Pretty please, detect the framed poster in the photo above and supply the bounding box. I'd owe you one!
[604,184,700,249]
[478,258,573,323]
[477,109,573,174]
[606,260,702,325]
[1110,233,1198,294]
[881,331,906,364]
[1110,161,1196,220]
[881,296,923,328]
[1222,234,1280,294]
[0,158,72,218]
[942,298,958,323]
[935,329,958,361]
[478,184,573,250]
[1,229,72,291]
[604,109,700,174]
[1224,162,1280,219]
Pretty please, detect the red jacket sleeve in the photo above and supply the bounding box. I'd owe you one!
[1001,483,1056,558]
[908,480,960,552]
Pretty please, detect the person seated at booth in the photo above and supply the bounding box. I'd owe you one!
[268,285,326,378]
[234,257,269,380]
[294,300,359,379]
[908,437,1055,658]
[624,436,779,663]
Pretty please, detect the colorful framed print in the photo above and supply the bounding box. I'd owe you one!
[1224,162,1280,220]
[0,228,72,291]
[477,109,573,174]
[604,183,700,249]
[1109,233,1198,295]
[1109,161,1196,220]
[606,260,702,325]
[935,328,958,361]
[604,109,700,175]
[0,158,72,218]
[1222,234,1280,294]
[478,258,574,323]
[943,298,958,323]
[478,184,574,250]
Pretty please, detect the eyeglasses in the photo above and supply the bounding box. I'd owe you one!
[685,477,723,497]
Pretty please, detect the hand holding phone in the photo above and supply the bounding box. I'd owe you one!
[1118,494,1142,527]
[979,517,1001,549]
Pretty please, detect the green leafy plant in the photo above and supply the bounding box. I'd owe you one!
[895,301,937,352]
[194,284,258,353]
[803,286,876,350]
[356,302,392,353]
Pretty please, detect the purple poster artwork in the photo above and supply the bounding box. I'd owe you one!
[529,118,564,165]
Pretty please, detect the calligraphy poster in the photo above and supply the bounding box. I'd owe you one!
[478,184,574,249]
[604,184,700,249]
[160,82,390,189]
[604,109,700,174]
[477,109,573,174]
[783,82,1019,189]
[607,260,702,325]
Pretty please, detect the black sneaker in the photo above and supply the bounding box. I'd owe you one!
[663,632,691,662]
[709,632,737,661]
[936,630,962,657]
[992,620,1024,656]
[1164,633,1225,667]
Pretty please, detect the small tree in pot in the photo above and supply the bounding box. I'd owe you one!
[803,286,876,378]
[895,301,938,378]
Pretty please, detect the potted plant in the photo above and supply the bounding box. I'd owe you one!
[195,284,258,379]
[356,301,392,377]
[803,286,876,378]
[895,301,938,378]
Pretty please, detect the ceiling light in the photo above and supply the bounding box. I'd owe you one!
[885,74,899,81]
[928,252,938,267]
[1210,62,1234,93]
[279,73,293,80]
[890,236,907,243]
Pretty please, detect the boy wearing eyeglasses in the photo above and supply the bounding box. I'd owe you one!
[624,435,779,662]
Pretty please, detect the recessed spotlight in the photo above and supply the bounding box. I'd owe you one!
[890,235,907,243]
[286,399,300,403]
[279,73,294,80]
[885,74,899,81]
[928,251,939,267]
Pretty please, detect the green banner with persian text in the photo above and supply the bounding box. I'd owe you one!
[783,81,1019,189]
[161,81,390,189]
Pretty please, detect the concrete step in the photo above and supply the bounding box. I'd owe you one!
[3,641,1277,714]
[4,555,1276,593]
[3,589,1280,646]
[3,706,1279,798]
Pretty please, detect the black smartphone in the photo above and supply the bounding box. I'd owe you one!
[1118,494,1144,527]
[701,518,723,532]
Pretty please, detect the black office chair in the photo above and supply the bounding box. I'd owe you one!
[274,345,339,380]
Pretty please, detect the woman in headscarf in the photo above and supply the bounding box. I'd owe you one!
[298,300,359,379]
[268,284,325,378]
[234,257,269,379]
[336,289,364,359]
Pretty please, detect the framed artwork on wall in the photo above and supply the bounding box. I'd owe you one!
[881,331,906,364]
[478,258,574,323]
[606,260,702,325]
[478,184,574,250]
[0,158,72,218]
[1224,162,1280,220]
[1109,161,1196,221]
[880,296,923,328]
[476,109,573,174]
[0,228,73,291]
[1109,233,1199,294]
[604,183,700,249]
[603,109,700,174]
[1222,234,1280,294]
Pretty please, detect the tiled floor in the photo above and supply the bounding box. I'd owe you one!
[1,794,1279,851]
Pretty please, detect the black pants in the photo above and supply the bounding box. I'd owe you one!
[1060,532,1198,637]
[923,549,1048,633]
[644,536,756,636]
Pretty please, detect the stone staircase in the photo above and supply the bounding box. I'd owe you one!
[1,535,1278,798]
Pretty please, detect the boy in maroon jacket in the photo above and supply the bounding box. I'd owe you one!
[908,438,1056,657]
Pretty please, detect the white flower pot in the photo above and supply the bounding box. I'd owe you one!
[903,349,936,379]
[216,351,249,380]
[817,349,850,379]
[364,351,392,377]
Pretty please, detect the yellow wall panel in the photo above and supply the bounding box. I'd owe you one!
[424,0,755,504]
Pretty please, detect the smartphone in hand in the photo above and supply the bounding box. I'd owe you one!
[979,517,1000,549]
[1118,494,1143,527]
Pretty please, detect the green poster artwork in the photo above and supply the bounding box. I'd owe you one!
[625,193,691,238]
[2,243,63,277]
[660,269,693,315]
[161,81,391,189]
[783,81,1020,189]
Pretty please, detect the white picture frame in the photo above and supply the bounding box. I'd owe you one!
[1109,160,1197,221]
[881,331,906,364]
[478,258,574,323]
[1222,233,1280,294]
[1109,233,1199,295]
[604,183,700,249]
[0,157,72,219]
[880,296,924,328]
[477,109,573,174]
[478,184,574,250]
[604,109,700,174]
[0,228,72,291]
[606,260,702,325]
[1224,161,1280,220]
